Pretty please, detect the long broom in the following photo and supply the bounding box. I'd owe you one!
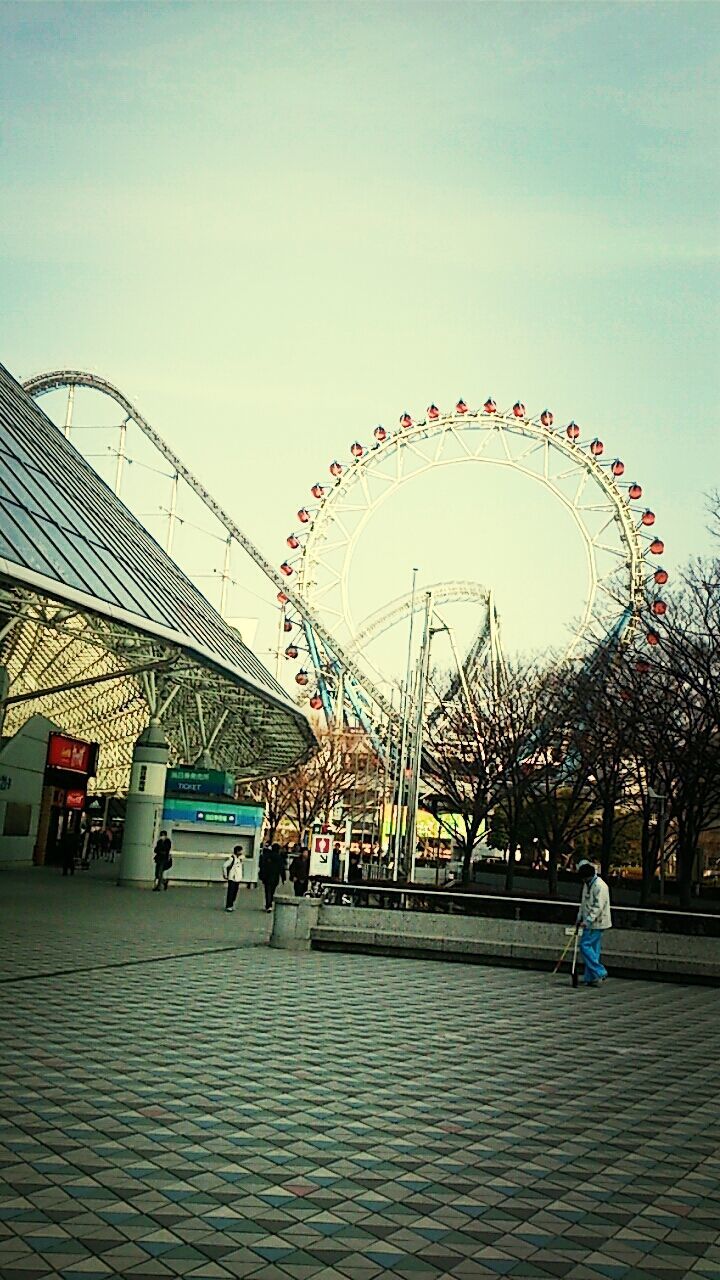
[552,932,574,975]
[570,930,579,988]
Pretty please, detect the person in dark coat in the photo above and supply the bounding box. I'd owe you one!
[289,847,310,898]
[347,851,363,884]
[61,828,77,876]
[259,842,284,912]
[153,831,172,891]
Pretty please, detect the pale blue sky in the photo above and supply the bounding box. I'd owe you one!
[1,1,718,685]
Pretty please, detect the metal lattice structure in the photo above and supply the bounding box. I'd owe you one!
[24,370,396,727]
[0,364,316,791]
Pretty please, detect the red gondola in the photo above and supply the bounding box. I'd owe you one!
[484,398,497,414]
[295,669,309,686]
[628,482,642,500]
[611,459,625,477]
[280,562,293,576]
[309,695,323,711]
[641,510,656,527]
[298,508,310,523]
[285,644,299,659]
[566,421,580,440]
[311,483,325,499]
[400,412,413,428]
[456,399,468,414]
[646,630,660,646]
[540,409,554,427]
[427,404,439,420]
[373,425,387,442]
[330,460,342,477]
[590,438,604,456]
[649,538,664,555]
[652,600,667,616]
[283,619,292,633]
[286,534,300,549]
[513,402,525,418]
[351,442,363,458]
[654,568,668,585]
[277,590,289,604]
[636,659,651,674]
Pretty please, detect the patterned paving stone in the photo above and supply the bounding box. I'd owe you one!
[1,869,720,1280]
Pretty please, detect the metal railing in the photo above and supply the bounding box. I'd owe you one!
[314,881,720,937]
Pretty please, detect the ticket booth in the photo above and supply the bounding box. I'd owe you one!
[161,790,264,884]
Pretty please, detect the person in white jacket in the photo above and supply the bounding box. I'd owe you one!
[223,847,244,912]
[576,859,612,986]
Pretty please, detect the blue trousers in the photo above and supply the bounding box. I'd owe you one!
[579,927,607,984]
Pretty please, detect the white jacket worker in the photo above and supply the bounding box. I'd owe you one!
[223,847,244,913]
[576,859,612,986]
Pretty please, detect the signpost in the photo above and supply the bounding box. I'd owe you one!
[310,833,332,877]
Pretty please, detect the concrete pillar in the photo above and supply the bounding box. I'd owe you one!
[269,897,320,950]
[118,721,169,886]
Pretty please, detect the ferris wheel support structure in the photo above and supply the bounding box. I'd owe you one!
[282,400,667,742]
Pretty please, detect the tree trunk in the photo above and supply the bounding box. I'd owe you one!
[461,844,473,884]
[600,798,614,881]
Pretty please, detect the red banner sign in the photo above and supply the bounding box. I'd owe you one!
[65,789,86,811]
[47,733,91,775]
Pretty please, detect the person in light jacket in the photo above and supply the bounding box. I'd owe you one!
[223,846,244,912]
[576,859,612,986]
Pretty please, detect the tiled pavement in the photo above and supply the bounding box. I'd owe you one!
[1,870,720,1280]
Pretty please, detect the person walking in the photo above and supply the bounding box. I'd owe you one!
[223,845,244,911]
[259,841,284,912]
[153,830,172,891]
[576,859,612,986]
[289,846,310,897]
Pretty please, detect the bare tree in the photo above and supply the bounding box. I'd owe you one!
[249,774,297,844]
[285,728,363,842]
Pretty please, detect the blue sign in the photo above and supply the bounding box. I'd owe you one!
[161,798,264,829]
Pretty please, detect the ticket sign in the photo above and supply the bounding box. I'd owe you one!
[310,834,332,877]
[47,733,92,775]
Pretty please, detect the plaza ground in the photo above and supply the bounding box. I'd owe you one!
[1,868,719,1280]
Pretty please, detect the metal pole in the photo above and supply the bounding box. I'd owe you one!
[165,471,179,554]
[275,607,285,679]
[405,591,433,882]
[114,419,128,496]
[63,385,75,440]
[219,536,232,618]
[393,568,418,879]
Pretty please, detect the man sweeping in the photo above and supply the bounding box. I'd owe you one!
[576,859,612,986]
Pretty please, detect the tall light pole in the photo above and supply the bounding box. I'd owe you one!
[405,591,433,882]
[392,568,418,879]
[648,786,667,897]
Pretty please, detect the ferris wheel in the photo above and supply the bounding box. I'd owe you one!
[279,397,668,719]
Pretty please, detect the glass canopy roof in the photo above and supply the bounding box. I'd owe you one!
[0,361,314,789]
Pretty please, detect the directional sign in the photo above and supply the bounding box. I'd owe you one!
[310,834,331,876]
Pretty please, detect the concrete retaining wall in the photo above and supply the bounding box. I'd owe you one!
[300,904,720,982]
